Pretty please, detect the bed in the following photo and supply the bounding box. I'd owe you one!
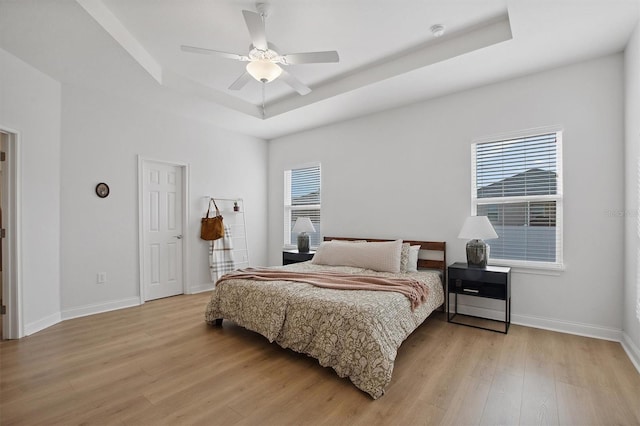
[204,237,446,399]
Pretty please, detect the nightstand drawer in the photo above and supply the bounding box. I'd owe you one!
[450,278,506,299]
[282,250,315,265]
[448,267,508,285]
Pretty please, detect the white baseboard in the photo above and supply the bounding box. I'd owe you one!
[512,312,622,342]
[61,297,141,321]
[189,283,215,294]
[453,303,622,341]
[24,311,62,336]
[621,332,640,374]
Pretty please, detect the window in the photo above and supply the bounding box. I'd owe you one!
[472,131,563,269]
[284,164,321,248]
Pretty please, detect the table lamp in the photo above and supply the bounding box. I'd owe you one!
[292,217,316,253]
[458,216,498,268]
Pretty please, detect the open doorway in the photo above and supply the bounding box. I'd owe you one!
[1,129,20,339]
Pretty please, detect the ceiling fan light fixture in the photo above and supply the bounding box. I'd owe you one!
[182,8,338,95]
[246,60,282,83]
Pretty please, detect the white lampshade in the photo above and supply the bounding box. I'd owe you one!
[246,60,282,83]
[292,217,316,234]
[458,216,498,240]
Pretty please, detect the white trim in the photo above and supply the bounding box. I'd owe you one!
[637,157,640,323]
[137,156,190,301]
[488,259,565,273]
[75,0,163,84]
[470,129,563,269]
[473,124,565,145]
[138,156,144,303]
[621,332,640,374]
[512,312,621,342]
[453,303,622,341]
[190,283,215,294]
[24,311,61,336]
[0,126,23,339]
[282,160,322,172]
[60,297,140,321]
[182,164,190,293]
[506,266,563,276]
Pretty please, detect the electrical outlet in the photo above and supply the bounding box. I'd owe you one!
[97,272,107,284]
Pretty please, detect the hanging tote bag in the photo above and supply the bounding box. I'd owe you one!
[201,198,225,241]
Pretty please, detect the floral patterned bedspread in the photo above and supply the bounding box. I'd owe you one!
[204,262,444,399]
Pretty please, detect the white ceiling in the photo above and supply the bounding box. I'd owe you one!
[0,0,638,139]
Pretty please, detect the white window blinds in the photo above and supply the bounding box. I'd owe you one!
[284,165,321,248]
[472,132,563,268]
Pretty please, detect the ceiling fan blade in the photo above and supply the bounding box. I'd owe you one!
[229,72,253,90]
[181,45,246,61]
[279,69,311,95]
[242,10,268,50]
[281,51,339,65]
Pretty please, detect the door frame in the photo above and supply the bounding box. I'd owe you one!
[137,156,190,303]
[0,127,22,339]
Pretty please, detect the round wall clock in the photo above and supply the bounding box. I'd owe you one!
[95,182,110,198]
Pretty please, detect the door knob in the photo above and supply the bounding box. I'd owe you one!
[175,235,183,239]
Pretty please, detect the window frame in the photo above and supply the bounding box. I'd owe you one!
[283,163,321,250]
[471,128,564,271]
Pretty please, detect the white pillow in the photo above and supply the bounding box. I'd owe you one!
[311,239,403,273]
[407,245,421,272]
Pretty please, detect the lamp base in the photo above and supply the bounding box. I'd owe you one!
[297,233,310,253]
[466,239,489,268]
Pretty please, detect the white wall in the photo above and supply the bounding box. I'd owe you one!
[60,84,267,317]
[268,54,625,339]
[623,10,640,368]
[0,48,62,335]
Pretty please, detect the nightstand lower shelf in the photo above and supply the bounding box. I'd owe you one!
[447,300,511,334]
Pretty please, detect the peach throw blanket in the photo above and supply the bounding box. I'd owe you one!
[217,268,429,310]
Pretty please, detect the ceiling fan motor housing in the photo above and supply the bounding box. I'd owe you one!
[248,45,280,62]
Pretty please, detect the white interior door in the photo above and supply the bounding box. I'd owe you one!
[142,161,183,301]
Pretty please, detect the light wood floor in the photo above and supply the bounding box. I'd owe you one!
[1,293,639,426]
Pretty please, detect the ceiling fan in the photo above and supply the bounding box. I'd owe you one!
[181,3,339,96]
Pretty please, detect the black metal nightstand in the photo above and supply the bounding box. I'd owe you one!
[447,262,511,334]
[282,250,315,265]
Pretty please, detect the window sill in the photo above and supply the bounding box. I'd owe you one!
[488,260,565,276]
[283,245,319,251]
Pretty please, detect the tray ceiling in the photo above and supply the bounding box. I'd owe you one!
[0,0,638,138]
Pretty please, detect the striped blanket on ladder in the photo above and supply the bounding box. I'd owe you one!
[209,225,236,282]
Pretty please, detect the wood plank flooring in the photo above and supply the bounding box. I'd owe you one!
[1,293,639,425]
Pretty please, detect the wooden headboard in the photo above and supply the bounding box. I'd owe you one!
[323,237,447,276]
